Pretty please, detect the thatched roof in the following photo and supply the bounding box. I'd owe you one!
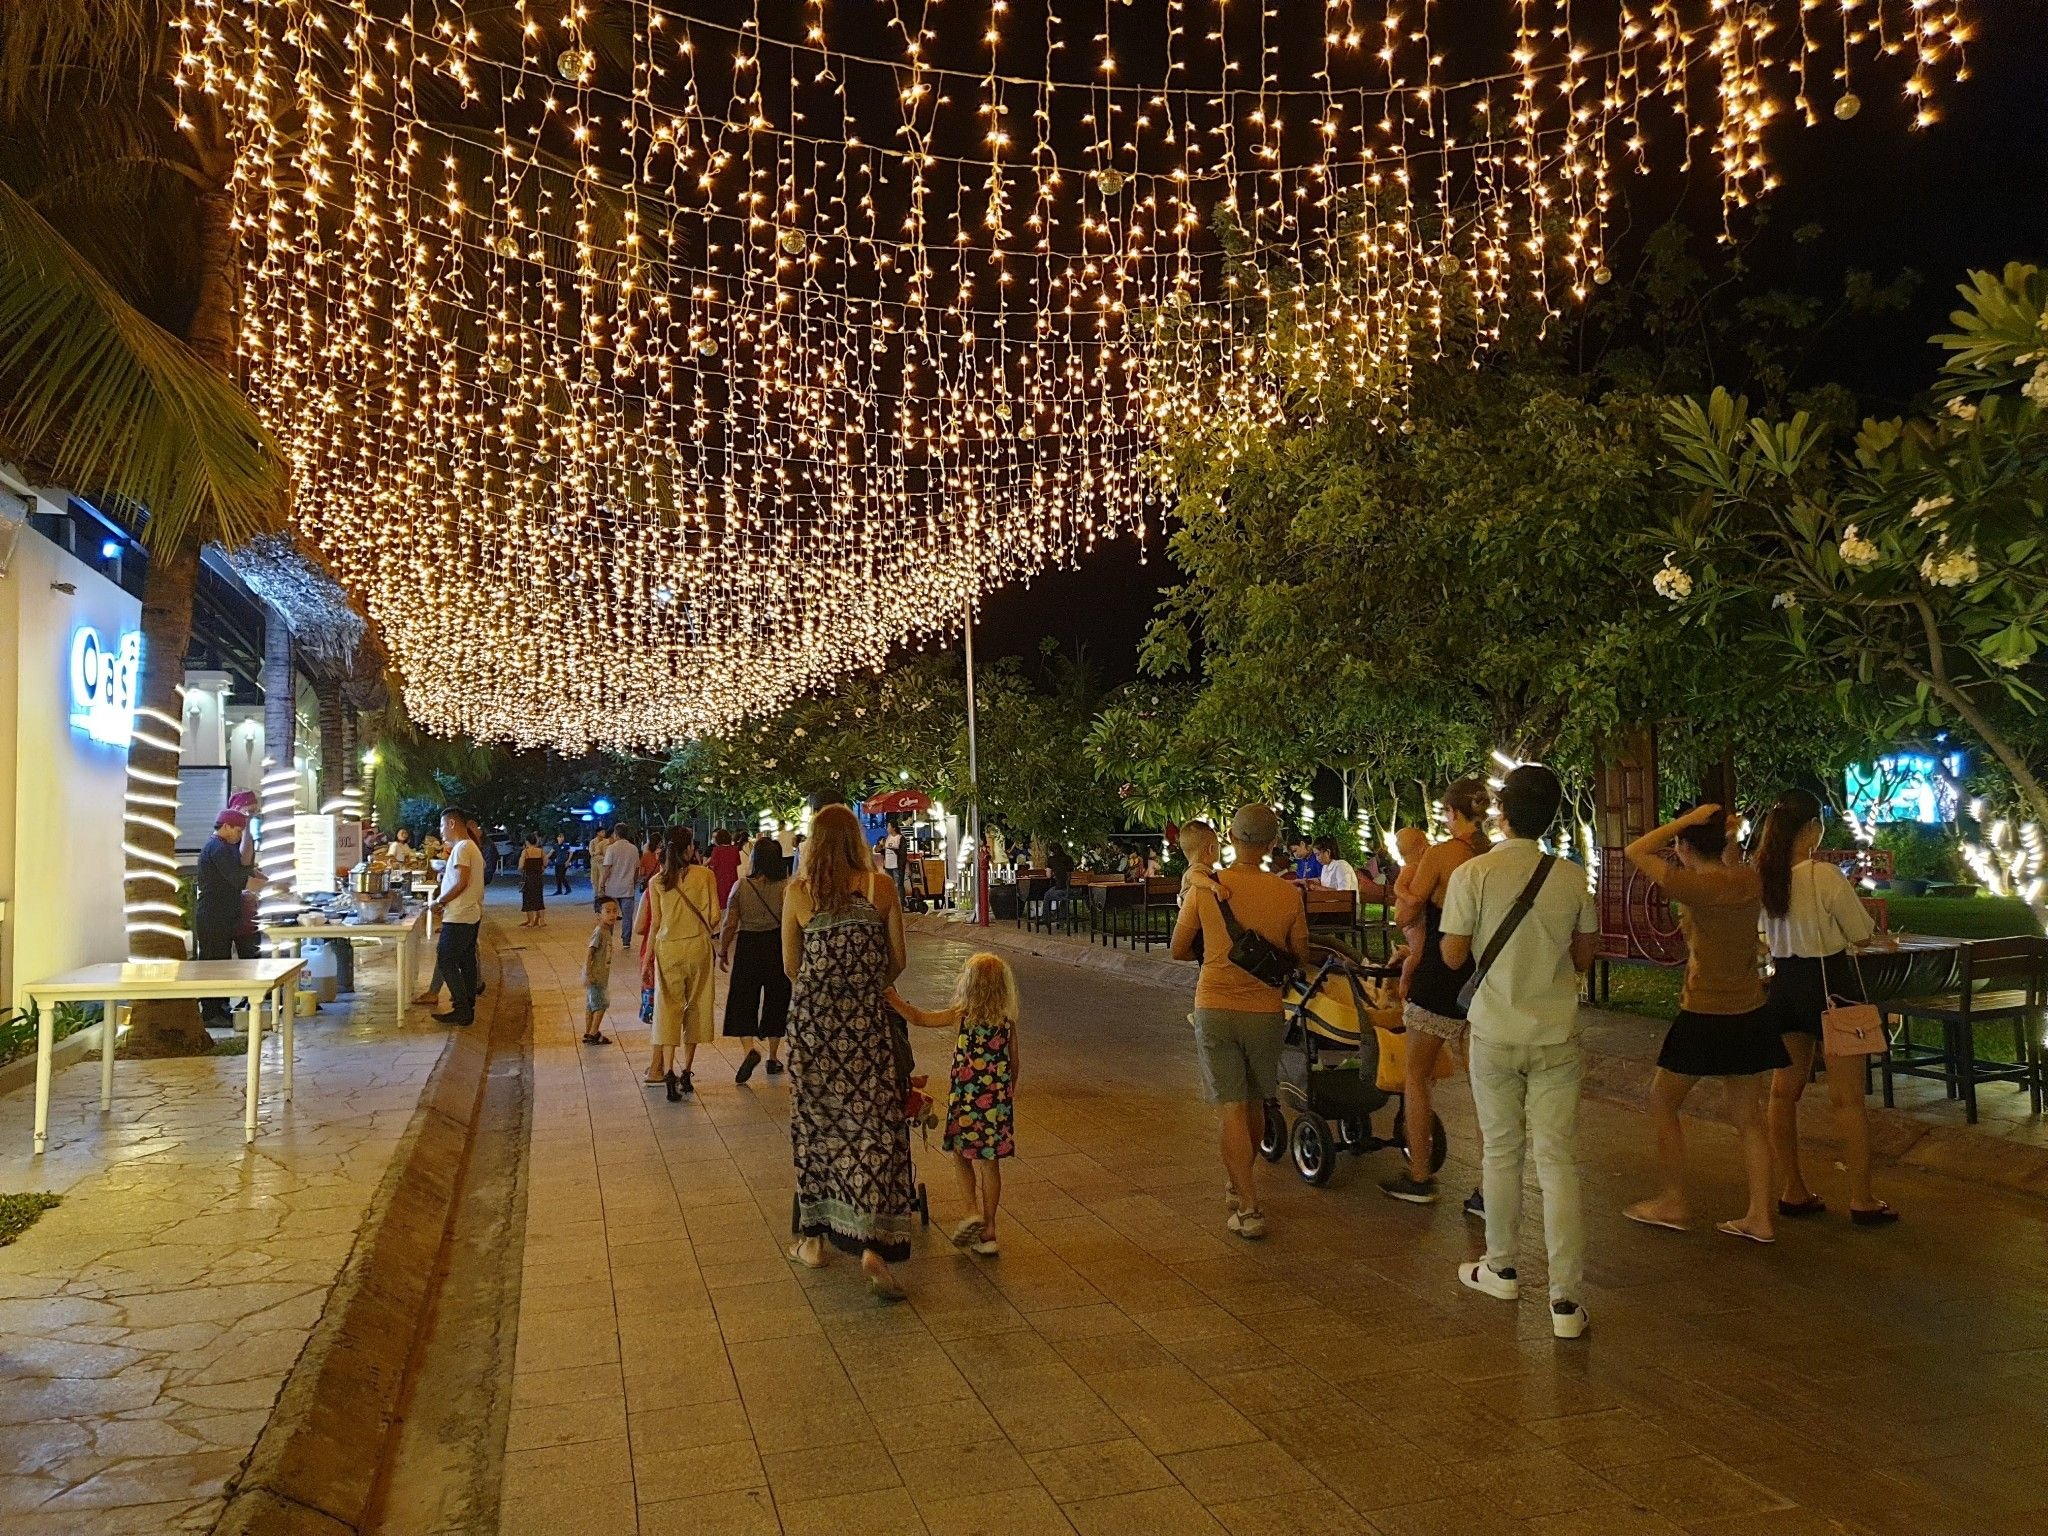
[224,533,366,668]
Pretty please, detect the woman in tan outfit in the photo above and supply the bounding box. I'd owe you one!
[637,827,723,1101]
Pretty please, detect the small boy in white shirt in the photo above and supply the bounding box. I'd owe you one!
[583,899,619,1044]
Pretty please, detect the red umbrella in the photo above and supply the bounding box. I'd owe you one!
[864,788,933,815]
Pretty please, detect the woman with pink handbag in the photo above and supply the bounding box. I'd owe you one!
[1757,790,1899,1228]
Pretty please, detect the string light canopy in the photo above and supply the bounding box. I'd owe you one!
[175,0,1972,749]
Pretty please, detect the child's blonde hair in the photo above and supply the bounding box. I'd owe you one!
[954,952,1020,1028]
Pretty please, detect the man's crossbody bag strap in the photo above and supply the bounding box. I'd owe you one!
[1456,854,1557,1011]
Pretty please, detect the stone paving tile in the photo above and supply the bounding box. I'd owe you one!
[477,906,2048,1536]
[0,919,456,1530]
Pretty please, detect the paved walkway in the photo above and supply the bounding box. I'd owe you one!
[496,908,2048,1536]
[0,930,452,1532]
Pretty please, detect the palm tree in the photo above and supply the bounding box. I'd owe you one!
[2,5,289,1052]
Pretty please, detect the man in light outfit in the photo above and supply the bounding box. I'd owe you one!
[1438,764,1598,1340]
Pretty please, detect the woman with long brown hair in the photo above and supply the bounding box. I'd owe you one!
[636,826,722,1101]
[782,803,917,1299]
[1381,778,1493,1208]
[1757,790,1897,1225]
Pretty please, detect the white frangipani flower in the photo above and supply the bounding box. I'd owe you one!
[1651,553,1693,603]
[1920,543,1980,588]
[1945,397,1978,421]
[1910,494,1953,521]
[1839,525,1882,569]
[1771,590,1801,612]
[2024,361,2048,409]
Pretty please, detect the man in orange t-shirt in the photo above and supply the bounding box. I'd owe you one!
[1173,804,1316,1241]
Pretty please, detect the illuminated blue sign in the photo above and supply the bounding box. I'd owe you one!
[591,797,613,817]
[69,626,141,749]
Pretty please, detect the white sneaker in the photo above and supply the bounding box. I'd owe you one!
[1457,1260,1519,1301]
[971,1236,1000,1256]
[949,1217,983,1247]
[1227,1209,1267,1241]
[1551,1301,1589,1340]
[1224,1182,1241,1212]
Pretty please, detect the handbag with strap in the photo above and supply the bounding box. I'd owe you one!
[1818,907,1887,1056]
[1456,853,1558,1013]
[1210,886,1298,989]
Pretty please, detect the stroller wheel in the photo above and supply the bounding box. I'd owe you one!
[1258,1099,1287,1163]
[1291,1113,1336,1187]
[1392,1107,1450,1175]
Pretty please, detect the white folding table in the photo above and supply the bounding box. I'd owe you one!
[261,909,429,1028]
[20,958,305,1154]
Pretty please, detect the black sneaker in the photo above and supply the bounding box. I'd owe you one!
[432,1012,472,1027]
[736,1049,762,1084]
[1380,1173,1439,1204]
[1463,1189,1485,1220]
[764,1058,785,1076]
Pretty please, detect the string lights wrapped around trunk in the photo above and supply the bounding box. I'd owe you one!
[173,0,1970,749]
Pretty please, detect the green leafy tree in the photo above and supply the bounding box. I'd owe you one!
[1654,265,2048,825]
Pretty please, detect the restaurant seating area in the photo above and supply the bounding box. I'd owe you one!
[1881,934,2048,1125]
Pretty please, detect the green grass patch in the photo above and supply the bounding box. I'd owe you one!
[1594,962,1684,1022]
[209,1033,251,1056]
[0,1193,61,1246]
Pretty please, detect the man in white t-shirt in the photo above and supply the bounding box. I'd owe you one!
[598,827,641,947]
[881,824,905,896]
[1439,765,1599,1341]
[429,807,487,1025]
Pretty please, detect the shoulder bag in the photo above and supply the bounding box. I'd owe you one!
[1210,885,1298,989]
[1817,873,1887,1055]
[1456,854,1557,1012]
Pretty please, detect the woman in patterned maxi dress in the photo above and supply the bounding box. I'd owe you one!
[782,805,916,1299]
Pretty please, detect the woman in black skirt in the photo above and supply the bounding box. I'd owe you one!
[1758,790,1895,1225]
[518,832,547,928]
[718,836,792,1082]
[1621,804,1785,1244]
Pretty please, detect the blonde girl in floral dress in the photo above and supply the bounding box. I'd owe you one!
[888,952,1020,1257]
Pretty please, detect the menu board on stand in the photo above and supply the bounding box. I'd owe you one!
[335,819,363,877]
[296,812,337,896]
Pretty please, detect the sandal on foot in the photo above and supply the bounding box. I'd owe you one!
[786,1240,826,1270]
[1777,1196,1827,1218]
[1716,1220,1775,1245]
[1851,1202,1900,1227]
[1623,1207,1690,1233]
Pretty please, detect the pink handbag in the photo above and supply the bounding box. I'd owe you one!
[1820,951,1887,1057]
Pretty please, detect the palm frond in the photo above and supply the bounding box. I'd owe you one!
[0,179,287,550]
[0,1,168,116]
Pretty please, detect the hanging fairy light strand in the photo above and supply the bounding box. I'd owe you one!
[172,0,1971,749]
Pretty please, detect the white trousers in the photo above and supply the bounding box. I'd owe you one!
[1467,1038,1585,1303]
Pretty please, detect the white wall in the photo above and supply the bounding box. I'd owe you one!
[181,668,231,767]
[225,707,265,798]
[0,516,142,1008]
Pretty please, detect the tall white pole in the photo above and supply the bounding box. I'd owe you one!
[963,600,986,924]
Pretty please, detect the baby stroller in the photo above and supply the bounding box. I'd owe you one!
[1259,950,1448,1186]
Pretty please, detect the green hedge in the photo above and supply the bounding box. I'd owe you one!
[1883,895,2043,940]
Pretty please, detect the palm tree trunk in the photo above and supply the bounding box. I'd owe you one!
[123,187,240,1056]
[317,678,344,806]
[123,535,211,1054]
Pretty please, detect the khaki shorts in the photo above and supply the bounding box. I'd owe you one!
[1192,1008,1287,1104]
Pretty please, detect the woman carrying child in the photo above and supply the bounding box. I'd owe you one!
[888,952,1020,1256]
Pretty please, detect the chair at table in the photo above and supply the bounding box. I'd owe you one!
[1301,885,1361,955]
[1880,935,2046,1124]
[1091,881,1144,947]
[1138,878,1183,951]
[1015,872,1054,929]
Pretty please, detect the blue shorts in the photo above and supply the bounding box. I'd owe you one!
[585,983,609,1015]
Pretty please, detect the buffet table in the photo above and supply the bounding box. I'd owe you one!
[261,908,430,1028]
[21,958,305,1154]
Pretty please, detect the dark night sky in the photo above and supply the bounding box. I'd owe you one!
[958,8,2048,681]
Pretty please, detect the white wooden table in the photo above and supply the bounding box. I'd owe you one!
[21,958,304,1154]
[261,909,428,1027]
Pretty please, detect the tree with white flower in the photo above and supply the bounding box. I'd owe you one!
[1654,263,2048,826]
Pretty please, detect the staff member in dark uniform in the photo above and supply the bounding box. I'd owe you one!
[195,810,260,1024]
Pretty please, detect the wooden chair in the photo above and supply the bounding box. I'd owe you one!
[1015,872,1053,929]
[1881,936,2045,1124]
[1090,880,1144,947]
[1301,885,1361,954]
[1138,878,1184,951]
